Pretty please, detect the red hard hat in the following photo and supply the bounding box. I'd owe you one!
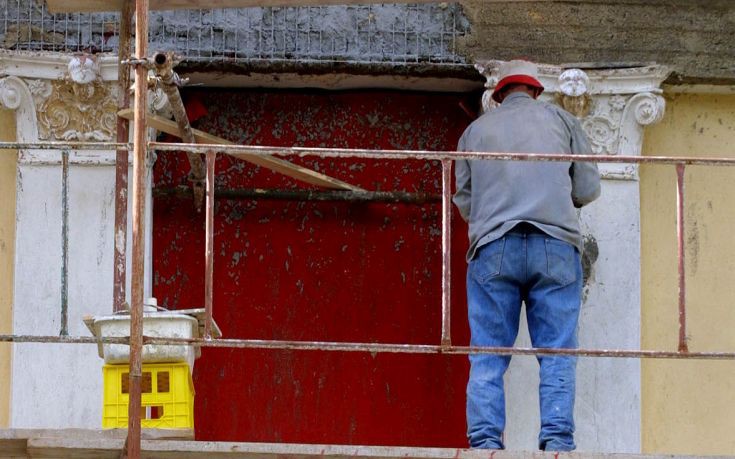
[491,60,544,103]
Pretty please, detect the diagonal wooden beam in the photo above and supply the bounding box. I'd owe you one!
[118,108,364,192]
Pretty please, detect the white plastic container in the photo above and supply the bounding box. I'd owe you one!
[87,311,199,368]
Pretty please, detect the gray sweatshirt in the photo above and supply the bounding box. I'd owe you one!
[453,92,601,261]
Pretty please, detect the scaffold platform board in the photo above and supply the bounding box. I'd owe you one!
[0,429,727,459]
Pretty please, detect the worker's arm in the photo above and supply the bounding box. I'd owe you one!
[453,133,472,222]
[567,115,601,208]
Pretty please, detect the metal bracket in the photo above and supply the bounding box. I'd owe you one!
[121,57,151,68]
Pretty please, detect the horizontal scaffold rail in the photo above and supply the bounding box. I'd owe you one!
[1,335,733,360]
[149,142,735,166]
[154,186,441,203]
[0,141,131,150]
[2,141,735,167]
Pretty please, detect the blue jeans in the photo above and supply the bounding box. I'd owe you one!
[466,232,582,451]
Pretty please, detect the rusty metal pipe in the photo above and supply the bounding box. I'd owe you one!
[153,186,441,204]
[113,0,134,314]
[126,0,149,456]
[2,334,734,360]
[3,141,735,167]
[148,142,735,167]
[676,164,688,353]
[0,141,129,150]
[204,152,215,338]
[440,159,452,347]
[151,52,206,211]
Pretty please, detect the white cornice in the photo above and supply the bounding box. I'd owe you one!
[0,51,120,81]
[476,60,671,95]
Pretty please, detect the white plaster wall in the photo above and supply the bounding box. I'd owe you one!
[11,155,152,428]
[503,178,641,453]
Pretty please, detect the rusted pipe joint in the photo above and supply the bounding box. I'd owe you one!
[152,50,206,212]
[153,52,186,87]
[153,52,169,67]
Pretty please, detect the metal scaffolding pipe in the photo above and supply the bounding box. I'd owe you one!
[440,160,452,347]
[153,186,441,204]
[0,141,129,150]
[1,334,734,361]
[127,0,149,456]
[676,164,689,353]
[152,51,207,211]
[204,152,215,338]
[3,141,735,167]
[114,0,134,314]
[148,141,735,167]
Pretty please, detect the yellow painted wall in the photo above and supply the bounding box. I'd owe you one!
[0,108,17,428]
[640,93,735,455]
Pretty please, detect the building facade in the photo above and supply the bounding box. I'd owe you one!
[0,0,733,455]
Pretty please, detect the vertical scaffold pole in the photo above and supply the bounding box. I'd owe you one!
[126,0,149,456]
[114,0,133,313]
[676,163,688,353]
[440,159,452,347]
[204,151,216,338]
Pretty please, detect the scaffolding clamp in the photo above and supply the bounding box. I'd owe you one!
[120,57,151,68]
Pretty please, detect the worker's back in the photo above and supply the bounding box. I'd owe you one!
[453,91,600,261]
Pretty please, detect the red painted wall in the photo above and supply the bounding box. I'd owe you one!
[152,89,472,447]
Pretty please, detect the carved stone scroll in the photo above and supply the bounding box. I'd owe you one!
[0,75,40,144]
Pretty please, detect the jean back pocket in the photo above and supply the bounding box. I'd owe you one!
[544,238,577,286]
[470,238,505,284]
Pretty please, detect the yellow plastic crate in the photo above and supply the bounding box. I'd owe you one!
[102,362,195,429]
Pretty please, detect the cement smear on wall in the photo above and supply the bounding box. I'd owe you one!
[1,1,469,65]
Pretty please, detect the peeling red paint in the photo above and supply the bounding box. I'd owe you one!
[153,89,471,447]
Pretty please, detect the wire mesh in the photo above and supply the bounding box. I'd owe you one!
[1,0,469,64]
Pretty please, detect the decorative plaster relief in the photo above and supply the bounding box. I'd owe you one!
[556,68,592,117]
[475,61,671,180]
[67,55,101,85]
[26,79,54,106]
[37,79,118,142]
[1,55,117,163]
[0,53,170,165]
[32,55,118,142]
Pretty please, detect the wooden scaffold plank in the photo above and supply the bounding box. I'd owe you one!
[118,109,364,192]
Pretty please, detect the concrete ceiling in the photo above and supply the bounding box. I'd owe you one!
[456,0,735,85]
[44,0,734,85]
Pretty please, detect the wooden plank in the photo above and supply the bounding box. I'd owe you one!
[0,428,192,442]
[48,0,448,13]
[0,438,27,457]
[23,436,732,459]
[118,109,364,192]
[0,429,194,459]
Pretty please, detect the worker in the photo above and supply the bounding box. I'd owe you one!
[452,60,600,451]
